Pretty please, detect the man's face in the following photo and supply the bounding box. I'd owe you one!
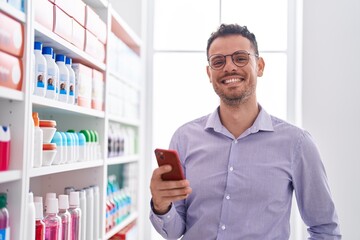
[206,35,264,107]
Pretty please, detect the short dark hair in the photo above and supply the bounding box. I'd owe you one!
[206,23,259,58]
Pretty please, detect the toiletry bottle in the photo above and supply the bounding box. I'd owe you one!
[32,112,43,168]
[34,41,47,96]
[68,192,81,240]
[52,52,60,100]
[0,193,10,240]
[55,54,69,103]
[58,195,71,240]
[27,192,36,240]
[42,47,57,100]
[0,126,10,171]
[90,185,100,240]
[34,200,45,240]
[44,198,61,240]
[65,57,75,105]
[78,190,86,240]
[84,187,94,240]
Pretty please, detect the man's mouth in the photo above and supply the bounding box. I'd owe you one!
[221,77,245,84]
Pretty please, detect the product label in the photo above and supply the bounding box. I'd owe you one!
[47,68,55,91]
[36,64,45,88]
[59,73,67,95]
[0,227,10,240]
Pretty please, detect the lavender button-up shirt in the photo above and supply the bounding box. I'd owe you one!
[150,106,341,239]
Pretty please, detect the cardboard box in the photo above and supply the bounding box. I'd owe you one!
[72,18,85,50]
[91,69,104,110]
[53,5,73,43]
[55,0,85,26]
[34,0,54,31]
[84,30,105,62]
[85,5,107,44]
[0,50,23,91]
[0,11,24,57]
[72,63,92,108]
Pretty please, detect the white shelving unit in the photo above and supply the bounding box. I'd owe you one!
[0,1,144,239]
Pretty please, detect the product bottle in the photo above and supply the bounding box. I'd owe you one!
[56,54,69,103]
[42,47,57,100]
[0,193,10,240]
[84,187,94,240]
[53,52,60,100]
[32,112,43,168]
[77,190,86,240]
[58,195,71,240]
[0,126,11,171]
[65,57,76,105]
[68,192,81,240]
[59,132,67,164]
[44,198,61,240]
[34,200,45,240]
[44,192,56,214]
[77,132,86,162]
[27,192,36,240]
[91,185,100,240]
[34,41,47,96]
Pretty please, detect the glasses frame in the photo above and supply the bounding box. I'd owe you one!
[207,50,259,70]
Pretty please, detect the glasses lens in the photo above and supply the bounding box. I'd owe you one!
[232,52,249,67]
[209,55,225,69]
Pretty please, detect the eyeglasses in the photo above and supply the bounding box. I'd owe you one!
[208,50,259,70]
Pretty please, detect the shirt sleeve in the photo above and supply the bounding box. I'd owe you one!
[292,131,342,239]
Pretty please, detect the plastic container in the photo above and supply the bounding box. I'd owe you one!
[39,120,57,143]
[91,185,100,240]
[58,195,71,240]
[65,132,75,163]
[50,132,63,165]
[66,57,76,104]
[84,187,94,240]
[34,41,47,96]
[56,54,69,103]
[53,52,60,100]
[34,201,45,240]
[77,132,86,161]
[42,143,57,166]
[80,130,91,161]
[44,198,61,240]
[42,47,57,99]
[78,190,86,240]
[27,192,36,240]
[0,193,10,240]
[59,132,67,164]
[68,192,81,240]
[32,113,43,168]
[0,126,10,171]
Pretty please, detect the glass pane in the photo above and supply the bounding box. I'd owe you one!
[257,53,287,120]
[154,0,220,51]
[153,52,219,149]
[221,0,287,51]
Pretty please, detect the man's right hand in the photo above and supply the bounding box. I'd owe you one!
[150,164,192,215]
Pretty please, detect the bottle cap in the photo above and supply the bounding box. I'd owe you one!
[89,130,95,143]
[65,56,72,65]
[32,112,40,127]
[34,41,42,50]
[60,132,67,146]
[69,191,80,207]
[51,131,63,146]
[34,201,44,219]
[42,47,53,56]
[58,194,69,210]
[65,132,74,146]
[46,198,58,214]
[0,192,7,208]
[77,132,85,146]
[55,54,66,62]
[39,120,57,128]
[43,143,57,150]
[80,130,91,142]
[28,192,34,203]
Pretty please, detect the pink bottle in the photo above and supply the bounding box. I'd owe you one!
[35,201,45,240]
[0,126,11,171]
[58,195,71,240]
[44,198,61,240]
[0,193,10,240]
[68,192,81,240]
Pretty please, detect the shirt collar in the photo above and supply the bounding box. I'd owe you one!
[205,104,274,133]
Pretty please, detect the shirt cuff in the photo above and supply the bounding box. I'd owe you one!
[150,199,176,223]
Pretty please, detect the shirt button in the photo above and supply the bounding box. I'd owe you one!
[226,195,230,200]
[234,140,238,144]
[229,166,234,171]
[167,215,171,219]
[221,225,226,230]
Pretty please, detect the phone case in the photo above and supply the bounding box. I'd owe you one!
[154,148,185,181]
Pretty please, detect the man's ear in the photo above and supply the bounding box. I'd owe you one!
[257,57,265,77]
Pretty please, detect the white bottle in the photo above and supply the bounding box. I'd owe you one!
[91,185,100,240]
[32,112,43,168]
[53,53,60,100]
[58,195,71,240]
[56,54,69,103]
[84,187,94,240]
[78,190,87,240]
[34,42,47,97]
[42,47,57,100]
[26,192,36,240]
[44,192,56,214]
[65,57,76,105]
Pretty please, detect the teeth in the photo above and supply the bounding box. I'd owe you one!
[224,78,241,84]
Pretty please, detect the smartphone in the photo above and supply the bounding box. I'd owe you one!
[154,148,185,181]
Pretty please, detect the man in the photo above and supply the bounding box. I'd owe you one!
[150,23,341,239]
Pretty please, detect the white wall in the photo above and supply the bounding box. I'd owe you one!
[302,0,360,238]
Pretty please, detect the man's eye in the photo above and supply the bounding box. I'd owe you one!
[212,59,225,66]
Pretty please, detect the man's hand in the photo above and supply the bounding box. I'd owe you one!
[150,165,192,215]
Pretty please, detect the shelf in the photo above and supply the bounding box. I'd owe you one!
[34,23,106,71]
[105,212,138,239]
[0,87,24,101]
[0,2,26,23]
[29,160,104,177]
[32,95,105,118]
[108,114,140,126]
[108,70,140,91]
[83,0,108,8]
[0,170,22,184]
[107,155,139,166]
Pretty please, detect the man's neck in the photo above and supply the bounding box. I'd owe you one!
[219,100,259,139]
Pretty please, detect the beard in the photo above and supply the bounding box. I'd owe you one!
[213,82,255,107]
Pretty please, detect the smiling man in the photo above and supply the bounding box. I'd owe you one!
[149,23,341,239]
